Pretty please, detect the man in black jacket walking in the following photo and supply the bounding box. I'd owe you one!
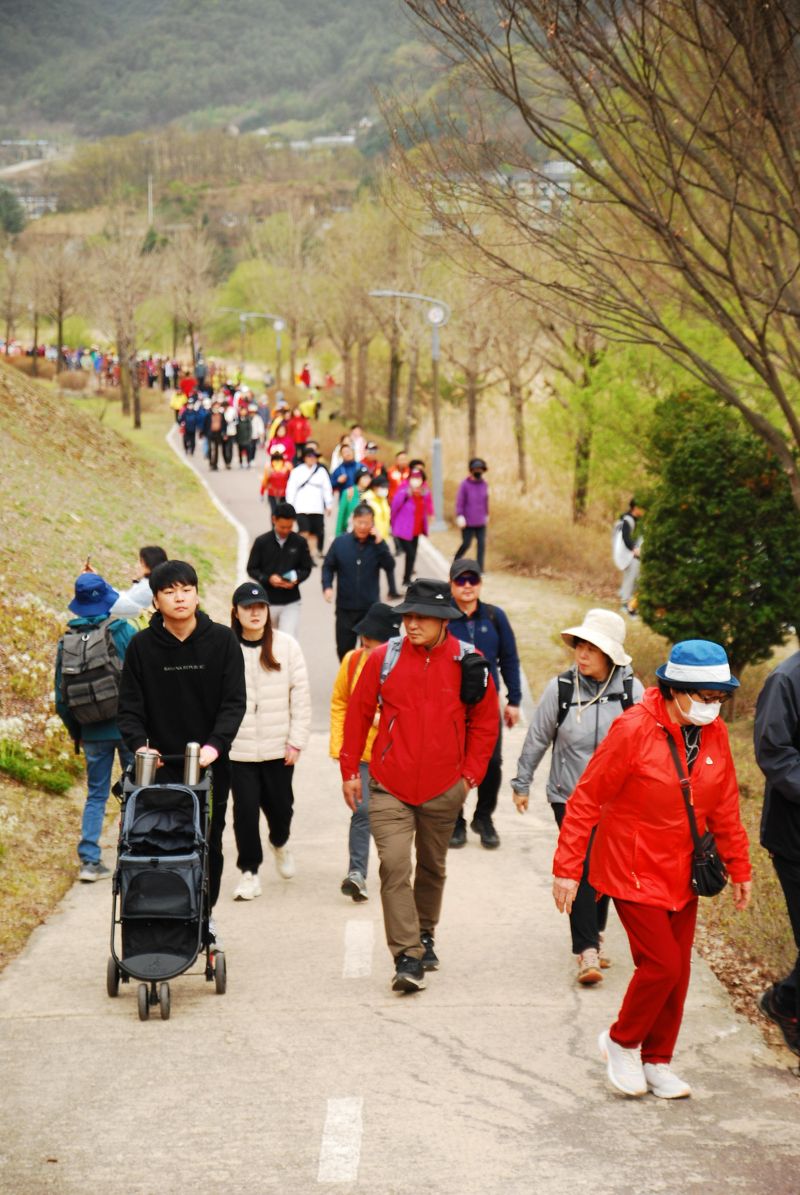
[118,560,246,933]
[322,504,400,660]
[754,652,800,1055]
[246,501,313,640]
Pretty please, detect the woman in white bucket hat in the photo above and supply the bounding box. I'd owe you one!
[511,609,644,984]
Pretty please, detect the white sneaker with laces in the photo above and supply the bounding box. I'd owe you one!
[598,1030,647,1096]
[271,843,296,879]
[233,871,262,901]
[643,1062,692,1099]
[577,948,603,985]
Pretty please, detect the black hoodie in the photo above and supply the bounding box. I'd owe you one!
[118,610,246,758]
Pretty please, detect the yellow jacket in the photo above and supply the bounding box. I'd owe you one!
[329,648,378,762]
[364,491,391,541]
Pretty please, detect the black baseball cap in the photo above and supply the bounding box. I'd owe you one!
[449,558,482,581]
[232,582,269,606]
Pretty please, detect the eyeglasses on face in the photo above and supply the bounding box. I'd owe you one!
[453,574,481,586]
[687,690,731,705]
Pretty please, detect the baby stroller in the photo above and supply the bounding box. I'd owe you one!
[106,760,226,1021]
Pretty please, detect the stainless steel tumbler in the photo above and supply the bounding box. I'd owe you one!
[183,742,201,786]
[134,747,160,786]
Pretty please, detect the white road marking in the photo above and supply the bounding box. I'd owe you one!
[317,1097,363,1183]
[342,919,373,978]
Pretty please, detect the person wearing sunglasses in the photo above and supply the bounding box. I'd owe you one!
[448,559,522,850]
[552,639,751,1100]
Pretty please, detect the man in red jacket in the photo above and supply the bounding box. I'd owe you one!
[340,578,499,993]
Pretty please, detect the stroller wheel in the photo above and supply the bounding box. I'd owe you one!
[158,982,171,1021]
[106,956,120,998]
[214,951,227,995]
[137,983,150,1021]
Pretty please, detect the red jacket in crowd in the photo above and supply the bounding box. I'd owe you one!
[339,633,499,805]
[553,687,751,911]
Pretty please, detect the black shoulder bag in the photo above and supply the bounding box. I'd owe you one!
[661,728,728,898]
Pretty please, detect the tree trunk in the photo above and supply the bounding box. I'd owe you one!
[118,334,132,417]
[4,314,11,356]
[510,378,528,493]
[572,418,593,522]
[466,369,479,459]
[171,313,179,359]
[31,311,39,376]
[57,309,65,371]
[404,343,419,451]
[289,318,298,386]
[341,343,353,420]
[131,347,142,429]
[355,337,369,422]
[387,323,402,439]
[188,322,197,371]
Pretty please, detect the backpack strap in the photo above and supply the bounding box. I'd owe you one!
[552,670,575,744]
[377,636,404,703]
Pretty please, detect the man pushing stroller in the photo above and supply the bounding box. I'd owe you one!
[117,560,246,944]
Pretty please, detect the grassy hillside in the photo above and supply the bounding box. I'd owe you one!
[0,0,438,137]
[0,364,236,968]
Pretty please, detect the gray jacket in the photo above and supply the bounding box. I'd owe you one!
[511,664,644,803]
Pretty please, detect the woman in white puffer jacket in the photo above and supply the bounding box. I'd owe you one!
[228,581,311,901]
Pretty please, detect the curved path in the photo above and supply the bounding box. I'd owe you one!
[0,435,797,1194]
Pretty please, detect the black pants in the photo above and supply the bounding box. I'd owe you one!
[231,759,295,873]
[298,512,325,553]
[455,525,486,572]
[773,853,800,1018]
[336,607,367,661]
[159,756,228,910]
[222,437,233,467]
[183,429,196,455]
[209,434,222,470]
[552,802,609,955]
[395,536,419,584]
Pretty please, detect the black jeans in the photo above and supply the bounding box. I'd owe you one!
[457,717,501,821]
[395,536,419,584]
[183,429,196,455]
[772,853,800,1018]
[455,525,486,572]
[231,758,295,873]
[552,802,609,955]
[209,434,222,470]
[336,607,367,661]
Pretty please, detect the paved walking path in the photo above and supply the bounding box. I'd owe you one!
[1,436,798,1194]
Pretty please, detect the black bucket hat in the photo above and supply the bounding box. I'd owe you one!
[393,578,464,619]
[353,602,402,643]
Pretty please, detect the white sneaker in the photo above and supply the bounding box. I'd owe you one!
[598,1030,647,1096]
[643,1062,692,1099]
[233,871,262,901]
[271,843,296,879]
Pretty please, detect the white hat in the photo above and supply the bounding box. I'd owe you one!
[561,608,631,667]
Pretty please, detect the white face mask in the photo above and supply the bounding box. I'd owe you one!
[679,693,721,725]
[408,478,422,490]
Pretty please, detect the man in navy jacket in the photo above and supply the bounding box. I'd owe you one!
[448,558,522,850]
[322,504,400,660]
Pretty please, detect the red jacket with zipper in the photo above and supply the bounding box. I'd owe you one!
[553,687,751,910]
[339,633,499,805]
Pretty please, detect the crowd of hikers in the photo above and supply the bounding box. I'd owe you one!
[47,367,800,1105]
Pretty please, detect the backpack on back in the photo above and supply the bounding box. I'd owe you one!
[59,620,122,725]
[379,635,490,705]
[553,668,635,744]
[612,514,634,570]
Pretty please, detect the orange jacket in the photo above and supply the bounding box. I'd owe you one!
[553,687,751,910]
[329,648,377,763]
[339,633,499,805]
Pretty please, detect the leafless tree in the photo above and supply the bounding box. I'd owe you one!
[0,247,22,358]
[401,0,800,508]
[164,225,215,371]
[29,237,84,369]
[92,218,154,426]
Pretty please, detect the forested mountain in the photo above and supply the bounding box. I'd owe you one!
[0,0,437,137]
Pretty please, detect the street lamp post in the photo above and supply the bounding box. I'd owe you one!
[369,289,450,532]
[219,308,285,385]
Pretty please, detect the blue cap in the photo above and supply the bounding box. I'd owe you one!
[68,574,119,617]
[655,640,739,692]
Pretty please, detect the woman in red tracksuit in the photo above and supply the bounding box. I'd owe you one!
[553,639,751,1100]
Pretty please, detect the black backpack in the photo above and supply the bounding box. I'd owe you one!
[553,668,634,743]
[59,620,122,725]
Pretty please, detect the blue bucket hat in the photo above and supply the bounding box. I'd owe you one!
[655,640,739,692]
[68,573,119,617]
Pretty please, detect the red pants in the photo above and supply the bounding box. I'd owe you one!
[611,897,698,1064]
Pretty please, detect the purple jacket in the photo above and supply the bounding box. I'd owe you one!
[391,482,433,539]
[456,477,489,526]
